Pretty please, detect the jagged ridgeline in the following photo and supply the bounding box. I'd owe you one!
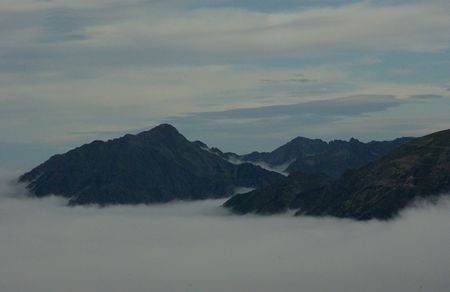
[224,129,450,220]
[19,124,283,205]
[240,136,413,177]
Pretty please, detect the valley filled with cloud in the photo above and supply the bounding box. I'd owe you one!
[1,170,449,292]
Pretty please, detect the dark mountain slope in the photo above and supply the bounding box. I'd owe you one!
[224,172,331,215]
[225,129,450,220]
[300,129,450,220]
[242,137,413,177]
[19,124,283,205]
[242,137,327,167]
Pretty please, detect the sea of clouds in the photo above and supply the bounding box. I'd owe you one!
[1,169,449,292]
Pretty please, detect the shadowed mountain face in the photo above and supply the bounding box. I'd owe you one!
[241,136,413,177]
[224,172,332,215]
[19,124,283,205]
[225,129,450,220]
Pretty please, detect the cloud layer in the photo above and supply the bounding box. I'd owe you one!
[1,0,449,165]
[1,171,450,292]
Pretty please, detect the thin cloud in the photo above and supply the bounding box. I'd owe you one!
[177,95,403,120]
[40,7,92,43]
[1,0,449,159]
[261,74,314,84]
[261,78,313,83]
[2,1,450,75]
[410,94,446,100]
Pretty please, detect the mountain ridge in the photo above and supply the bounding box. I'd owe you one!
[224,129,450,220]
[240,136,413,177]
[19,124,283,205]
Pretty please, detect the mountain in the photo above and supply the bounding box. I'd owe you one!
[19,124,283,205]
[241,136,413,177]
[224,129,450,220]
[192,140,240,162]
[224,172,331,215]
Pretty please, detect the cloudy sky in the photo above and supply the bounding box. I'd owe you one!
[1,0,450,168]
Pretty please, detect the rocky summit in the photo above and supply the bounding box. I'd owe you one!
[225,129,450,220]
[241,136,413,177]
[19,124,283,205]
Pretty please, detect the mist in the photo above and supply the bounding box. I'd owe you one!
[1,170,449,292]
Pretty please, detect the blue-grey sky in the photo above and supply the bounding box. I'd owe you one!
[1,0,450,168]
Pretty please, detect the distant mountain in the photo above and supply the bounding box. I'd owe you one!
[224,129,450,220]
[19,124,283,205]
[241,136,413,177]
[224,172,331,215]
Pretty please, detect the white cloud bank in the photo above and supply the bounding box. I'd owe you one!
[1,171,450,292]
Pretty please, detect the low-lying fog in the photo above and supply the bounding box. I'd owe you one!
[1,170,449,292]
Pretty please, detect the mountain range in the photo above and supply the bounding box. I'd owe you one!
[19,123,449,221]
[239,136,413,177]
[224,129,450,220]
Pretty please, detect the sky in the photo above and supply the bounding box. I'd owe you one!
[1,0,450,169]
[0,171,449,292]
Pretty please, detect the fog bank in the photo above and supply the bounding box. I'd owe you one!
[1,171,449,292]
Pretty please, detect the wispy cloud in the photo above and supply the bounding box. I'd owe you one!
[410,94,446,100]
[164,94,449,153]
[0,0,449,158]
[261,74,314,84]
[184,95,402,120]
[2,1,450,75]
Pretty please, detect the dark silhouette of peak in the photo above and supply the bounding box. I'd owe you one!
[134,123,183,141]
[148,123,179,134]
[289,136,315,143]
[19,124,282,206]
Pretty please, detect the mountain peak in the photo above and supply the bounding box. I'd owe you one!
[289,136,314,143]
[135,124,182,141]
[19,124,283,205]
[150,123,179,134]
